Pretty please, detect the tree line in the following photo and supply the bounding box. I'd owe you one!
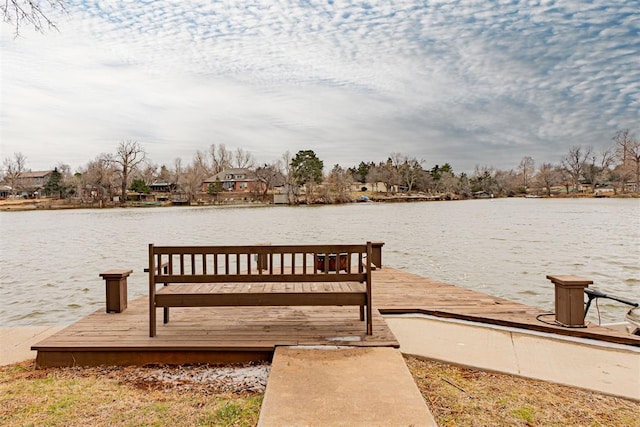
[2,129,639,205]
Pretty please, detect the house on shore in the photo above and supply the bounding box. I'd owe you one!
[202,168,266,193]
[1,170,53,197]
[0,185,12,198]
[149,182,177,193]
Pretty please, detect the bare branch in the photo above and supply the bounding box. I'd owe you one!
[2,0,67,36]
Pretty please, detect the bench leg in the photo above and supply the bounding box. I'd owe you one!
[164,307,170,324]
[366,304,373,335]
[150,305,156,337]
[359,305,364,321]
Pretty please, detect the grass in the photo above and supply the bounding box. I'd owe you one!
[0,362,262,426]
[2,358,638,426]
[405,356,640,426]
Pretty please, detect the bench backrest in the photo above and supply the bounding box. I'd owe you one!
[148,243,372,285]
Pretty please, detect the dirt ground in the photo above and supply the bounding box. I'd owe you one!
[405,356,640,426]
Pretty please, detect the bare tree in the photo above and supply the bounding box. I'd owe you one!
[428,164,454,194]
[2,0,66,35]
[82,154,117,204]
[178,154,209,203]
[368,158,399,194]
[323,164,352,203]
[2,152,27,196]
[613,130,640,193]
[535,163,562,196]
[138,162,158,185]
[233,147,255,169]
[108,140,147,205]
[456,172,472,198]
[561,145,592,192]
[583,149,614,193]
[209,144,233,175]
[436,171,456,194]
[494,169,519,196]
[518,156,535,192]
[471,165,497,194]
[612,131,632,192]
[156,164,173,184]
[173,157,183,187]
[255,161,284,197]
[626,142,640,193]
[193,150,209,175]
[399,157,425,194]
[281,151,298,204]
[614,130,633,167]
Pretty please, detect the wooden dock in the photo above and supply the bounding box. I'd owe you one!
[33,268,639,367]
[372,268,640,346]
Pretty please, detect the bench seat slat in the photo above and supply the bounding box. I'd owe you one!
[156,282,366,293]
[155,292,367,307]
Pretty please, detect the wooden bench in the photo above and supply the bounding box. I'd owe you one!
[148,243,373,337]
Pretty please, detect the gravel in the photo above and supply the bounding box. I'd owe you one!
[55,362,271,395]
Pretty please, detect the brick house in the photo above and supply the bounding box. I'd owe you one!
[202,168,266,193]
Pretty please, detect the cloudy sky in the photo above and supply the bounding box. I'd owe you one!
[1,0,638,174]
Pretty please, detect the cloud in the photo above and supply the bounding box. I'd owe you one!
[1,0,638,174]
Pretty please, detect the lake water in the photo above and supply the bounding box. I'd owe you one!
[1,198,638,326]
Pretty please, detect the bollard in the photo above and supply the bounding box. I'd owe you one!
[546,275,593,327]
[371,242,385,269]
[99,269,132,313]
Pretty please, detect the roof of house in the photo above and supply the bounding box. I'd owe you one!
[204,168,259,183]
[18,170,53,179]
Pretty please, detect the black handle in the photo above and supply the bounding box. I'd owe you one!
[584,288,639,319]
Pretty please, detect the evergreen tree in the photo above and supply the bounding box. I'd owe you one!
[290,150,324,187]
[290,150,324,203]
[354,161,371,183]
[208,179,223,195]
[129,178,151,194]
[43,168,65,198]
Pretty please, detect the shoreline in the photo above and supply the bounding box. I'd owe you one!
[1,192,637,212]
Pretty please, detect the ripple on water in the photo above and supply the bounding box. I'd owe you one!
[1,199,638,326]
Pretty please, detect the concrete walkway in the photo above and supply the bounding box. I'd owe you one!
[0,326,66,366]
[258,346,436,427]
[385,314,640,401]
